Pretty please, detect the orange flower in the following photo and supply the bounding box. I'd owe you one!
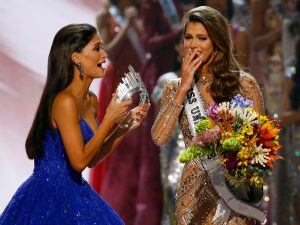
[258,122,281,147]
[262,140,281,150]
[266,152,283,168]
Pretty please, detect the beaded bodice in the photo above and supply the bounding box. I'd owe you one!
[33,119,94,180]
[152,72,265,147]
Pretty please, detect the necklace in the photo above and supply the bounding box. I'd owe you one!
[196,72,213,88]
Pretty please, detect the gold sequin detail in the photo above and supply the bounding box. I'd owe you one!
[152,72,264,224]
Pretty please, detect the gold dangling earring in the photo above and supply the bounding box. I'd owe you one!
[213,49,217,57]
[76,63,84,81]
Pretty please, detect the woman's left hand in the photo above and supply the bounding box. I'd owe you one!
[130,102,151,130]
[119,102,151,131]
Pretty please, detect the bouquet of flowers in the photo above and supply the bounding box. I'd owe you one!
[179,94,282,188]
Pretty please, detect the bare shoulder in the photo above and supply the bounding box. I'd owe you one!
[54,91,77,108]
[52,92,78,123]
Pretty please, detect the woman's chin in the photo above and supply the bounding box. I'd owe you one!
[96,73,105,78]
[95,67,105,77]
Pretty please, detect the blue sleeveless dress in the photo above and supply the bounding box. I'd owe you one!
[0,119,124,225]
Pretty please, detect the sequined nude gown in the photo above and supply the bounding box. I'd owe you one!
[152,72,265,225]
[0,119,124,225]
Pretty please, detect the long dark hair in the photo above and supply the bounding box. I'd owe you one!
[290,39,300,110]
[25,24,97,159]
[185,6,240,103]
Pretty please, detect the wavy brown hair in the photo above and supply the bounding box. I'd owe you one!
[185,6,240,103]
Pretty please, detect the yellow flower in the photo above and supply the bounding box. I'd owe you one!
[241,125,254,136]
[259,115,268,122]
[237,146,254,160]
[238,161,248,167]
[250,175,264,186]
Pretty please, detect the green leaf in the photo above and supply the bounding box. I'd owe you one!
[195,119,213,133]
[222,137,241,151]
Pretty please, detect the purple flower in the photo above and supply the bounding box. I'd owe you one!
[223,152,238,170]
[208,104,221,122]
[230,94,254,109]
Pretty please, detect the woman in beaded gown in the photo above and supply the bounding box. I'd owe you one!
[152,6,265,225]
[0,23,150,225]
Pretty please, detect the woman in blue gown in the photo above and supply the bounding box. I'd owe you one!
[0,23,150,225]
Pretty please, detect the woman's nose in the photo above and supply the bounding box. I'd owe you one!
[190,38,199,49]
[102,50,108,58]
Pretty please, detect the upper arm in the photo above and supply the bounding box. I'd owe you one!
[160,79,180,107]
[160,82,172,106]
[52,93,85,170]
[240,73,265,115]
[151,79,181,145]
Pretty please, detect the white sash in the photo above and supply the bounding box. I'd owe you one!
[184,83,207,136]
[109,5,147,65]
[184,83,267,224]
[158,0,180,28]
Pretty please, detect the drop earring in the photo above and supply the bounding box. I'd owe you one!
[213,49,217,57]
[76,63,84,81]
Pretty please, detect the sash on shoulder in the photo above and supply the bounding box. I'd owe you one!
[158,0,180,28]
[184,84,207,136]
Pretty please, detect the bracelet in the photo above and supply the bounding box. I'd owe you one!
[118,123,130,129]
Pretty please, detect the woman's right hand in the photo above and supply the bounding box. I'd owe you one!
[179,48,202,93]
[103,93,132,125]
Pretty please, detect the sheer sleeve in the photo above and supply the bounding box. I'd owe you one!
[240,72,265,115]
[151,79,183,146]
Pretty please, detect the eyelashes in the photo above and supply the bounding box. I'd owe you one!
[184,36,208,41]
[94,46,104,51]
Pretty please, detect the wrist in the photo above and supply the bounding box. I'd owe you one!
[101,116,115,131]
[174,88,187,106]
[179,83,191,93]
